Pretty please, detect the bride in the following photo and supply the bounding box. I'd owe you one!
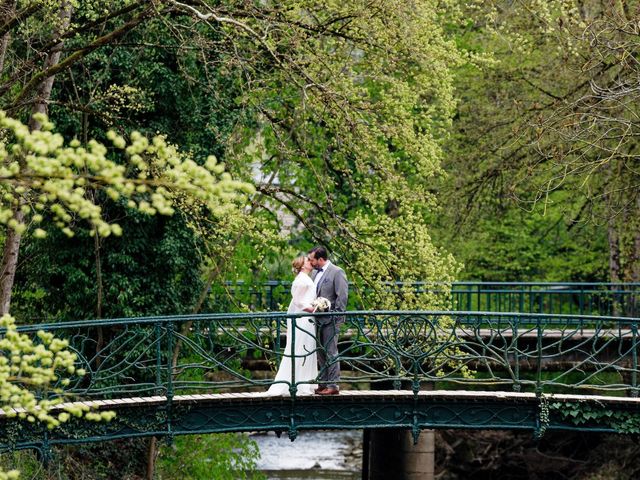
[267,255,318,396]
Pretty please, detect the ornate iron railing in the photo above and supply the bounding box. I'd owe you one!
[210,282,640,317]
[10,311,640,400]
[449,282,640,317]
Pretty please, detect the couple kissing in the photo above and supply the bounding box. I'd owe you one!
[266,246,348,396]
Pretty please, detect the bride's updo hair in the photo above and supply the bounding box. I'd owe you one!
[291,256,306,274]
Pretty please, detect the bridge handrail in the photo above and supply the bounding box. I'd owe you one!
[208,281,640,317]
[8,310,640,333]
[228,280,640,286]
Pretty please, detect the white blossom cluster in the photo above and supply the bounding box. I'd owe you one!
[0,314,114,431]
[0,112,254,238]
[0,313,115,480]
[0,315,115,480]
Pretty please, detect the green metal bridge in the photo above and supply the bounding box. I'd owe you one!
[1,283,640,459]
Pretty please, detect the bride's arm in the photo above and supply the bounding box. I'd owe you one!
[298,280,315,312]
[291,280,313,312]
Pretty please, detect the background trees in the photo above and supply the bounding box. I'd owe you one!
[0,1,469,321]
[436,0,638,282]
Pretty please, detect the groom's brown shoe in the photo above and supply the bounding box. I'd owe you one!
[314,386,328,394]
[316,387,339,395]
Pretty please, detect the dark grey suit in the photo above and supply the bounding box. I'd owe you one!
[313,262,348,389]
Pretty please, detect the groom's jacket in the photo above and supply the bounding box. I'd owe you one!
[313,263,348,325]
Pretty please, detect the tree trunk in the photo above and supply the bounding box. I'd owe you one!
[0,209,24,315]
[0,2,18,314]
[0,2,72,314]
[0,1,16,75]
[28,1,72,130]
[146,436,157,480]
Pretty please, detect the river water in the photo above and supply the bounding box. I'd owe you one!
[251,430,363,480]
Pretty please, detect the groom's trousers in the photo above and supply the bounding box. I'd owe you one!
[317,319,342,389]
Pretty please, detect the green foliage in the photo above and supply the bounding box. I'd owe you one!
[442,197,608,281]
[194,212,288,313]
[7,0,469,307]
[157,434,265,480]
[40,9,277,316]
[434,0,628,282]
[551,401,640,434]
[50,15,242,160]
[0,438,154,480]
[0,451,38,480]
[213,0,468,306]
[14,210,205,320]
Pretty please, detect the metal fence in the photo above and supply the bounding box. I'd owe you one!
[208,282,640,317]
[450,282,640,317]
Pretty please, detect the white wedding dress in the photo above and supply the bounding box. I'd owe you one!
[267,272,318,396]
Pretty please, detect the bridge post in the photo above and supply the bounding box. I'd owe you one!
[364,428,434,480]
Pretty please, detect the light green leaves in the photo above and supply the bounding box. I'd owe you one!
[0,314,106,432]
[0,112,254,238]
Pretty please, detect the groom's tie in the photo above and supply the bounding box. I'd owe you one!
[314,267,325,293]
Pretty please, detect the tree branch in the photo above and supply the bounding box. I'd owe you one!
[7,5,156,112]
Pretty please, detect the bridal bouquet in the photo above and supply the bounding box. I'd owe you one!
[311,297,331,312]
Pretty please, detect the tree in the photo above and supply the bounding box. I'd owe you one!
[0,313,120,480]
[0,112,252,308]
[0,112,252,478]
[0,0,468,315]
[176,0,467,307]
[439,0,637,282]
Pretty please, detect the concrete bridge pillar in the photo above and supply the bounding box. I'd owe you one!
[364,428,435,480]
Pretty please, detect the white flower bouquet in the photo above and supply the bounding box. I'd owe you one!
[311,297,331,312]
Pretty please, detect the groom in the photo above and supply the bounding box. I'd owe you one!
[308,246,348,395]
